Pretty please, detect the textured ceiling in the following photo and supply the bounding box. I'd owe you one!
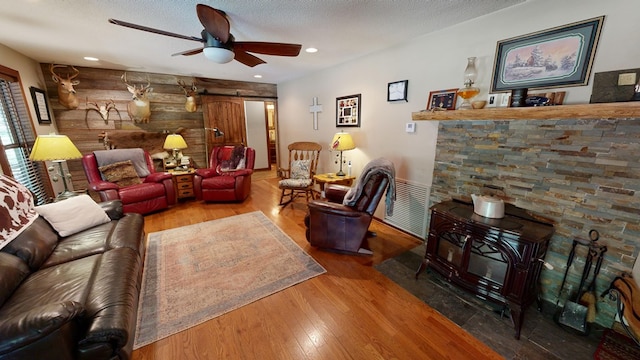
[0,0,526,83]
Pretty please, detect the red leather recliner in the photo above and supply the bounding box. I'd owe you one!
[194,145,255,202]
[82,149,176,215]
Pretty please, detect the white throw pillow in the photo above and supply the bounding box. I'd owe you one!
[35,195,111,237]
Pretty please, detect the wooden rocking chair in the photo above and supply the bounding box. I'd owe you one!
[278,142,322,207]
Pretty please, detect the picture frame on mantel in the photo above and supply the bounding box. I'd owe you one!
[29,87,52,124]
[336,94,361,127]
[427,89,458,110]
[490,16,605,92]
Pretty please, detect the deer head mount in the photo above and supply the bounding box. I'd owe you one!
[177,80,198,112]
[121,72,152,123]
[50,64,80,109]
[85,98,121,125]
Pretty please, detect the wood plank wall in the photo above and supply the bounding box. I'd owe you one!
[39,64,276,193]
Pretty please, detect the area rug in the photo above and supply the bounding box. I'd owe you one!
[594,328,640,360]
[134,211,326,349]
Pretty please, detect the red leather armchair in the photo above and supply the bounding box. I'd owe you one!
[194,145,255,202]
[82,149,176,215]
[305,158,396,254]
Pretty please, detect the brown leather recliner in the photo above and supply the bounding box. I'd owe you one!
[304,158,395,254]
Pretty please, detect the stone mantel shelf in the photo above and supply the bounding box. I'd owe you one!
[411,102,640,121]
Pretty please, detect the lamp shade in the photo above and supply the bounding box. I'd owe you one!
[163,134,188,150]
[331,132,355,151]
[203,47,235,63]
[29,134,82,161]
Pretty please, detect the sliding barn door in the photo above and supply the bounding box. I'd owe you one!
[202,96,247,156]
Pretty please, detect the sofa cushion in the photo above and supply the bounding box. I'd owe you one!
[35,195,111,237]
[40,222,113,268]
[99,160,142,187]
[0,253,30,307]
[2,217,58,271]
[0,301,85,356]
[202,175,237,189]
[0,254,99,318]
[0,174,38,250]
[42,213,144,268]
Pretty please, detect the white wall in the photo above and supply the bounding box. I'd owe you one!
[0,43,66,193]
[277,0,640,191]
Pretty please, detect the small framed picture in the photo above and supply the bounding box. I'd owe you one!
[336,94,361,127]
[486,93,499,108]
[499,94,511,107]
[387,80,408,102]
[29,87,52,124]
[427,89,458,110]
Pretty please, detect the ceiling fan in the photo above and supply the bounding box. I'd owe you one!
[108,4,302,67]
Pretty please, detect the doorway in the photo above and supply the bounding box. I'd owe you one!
[201,95,277,171]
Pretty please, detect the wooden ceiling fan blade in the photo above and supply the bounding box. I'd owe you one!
[196,4,230,43]
[233,50,266,67]
[172,48,203,57]
[108,19,203,42]
[234,42,302,56]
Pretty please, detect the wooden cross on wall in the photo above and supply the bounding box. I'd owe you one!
[309,97,322,130]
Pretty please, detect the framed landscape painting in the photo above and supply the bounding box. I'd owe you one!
[490,16,604,92]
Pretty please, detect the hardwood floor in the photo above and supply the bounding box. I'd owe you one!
[134,173,502,359]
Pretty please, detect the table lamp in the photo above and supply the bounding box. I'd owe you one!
[331,132,355,176]
[163,134,188,166]
[29,134,82,200]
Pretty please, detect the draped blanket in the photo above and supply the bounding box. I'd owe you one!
[94,148,150,177]
[0,175,38,249]
[343,158,396,216]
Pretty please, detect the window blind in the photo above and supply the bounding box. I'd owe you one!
[0,79,50,204]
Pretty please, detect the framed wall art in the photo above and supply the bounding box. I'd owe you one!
[336,94,361,127]
[427,89,458,110]
[387,80,408,102]
[486,93,499,108]
[29,87,52,124]
[490,16,604,92]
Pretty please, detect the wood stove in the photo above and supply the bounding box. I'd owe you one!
[416,199,554,339]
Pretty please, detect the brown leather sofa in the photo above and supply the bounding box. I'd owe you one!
[305,158,395,254]
[194,145,255,202]
[0,199,145,360]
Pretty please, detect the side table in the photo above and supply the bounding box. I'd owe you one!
[168,168,195,200]
[313,173,355,198]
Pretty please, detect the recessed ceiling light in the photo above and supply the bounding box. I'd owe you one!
[305,47,318,53]
[254,74,262,78]
[84,56,99,61]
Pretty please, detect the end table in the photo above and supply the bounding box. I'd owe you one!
[313,173,355,198]
[168,168,195,200]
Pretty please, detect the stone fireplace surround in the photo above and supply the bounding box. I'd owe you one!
[413,103,640,327]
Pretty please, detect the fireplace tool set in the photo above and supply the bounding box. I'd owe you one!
[555,229,607,335]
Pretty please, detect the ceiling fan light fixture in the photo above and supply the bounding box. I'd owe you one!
[203,47,235,63]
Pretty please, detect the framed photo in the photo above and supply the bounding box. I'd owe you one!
[490,16,604,92]
[499,94,511,107]
[29,87,52,124]
[387,80,408,102]
[427,89,458,110]
[336,94,361,127]
[486,93,499,108]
